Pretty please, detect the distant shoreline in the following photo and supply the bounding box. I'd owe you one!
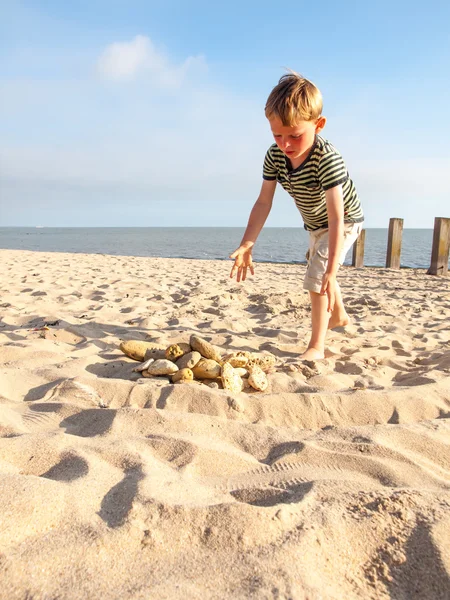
[0,228,443,270]
[0,247,433,272]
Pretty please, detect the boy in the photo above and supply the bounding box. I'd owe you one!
[230,72,364,360]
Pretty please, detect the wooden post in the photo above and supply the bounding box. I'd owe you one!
[352,228,365,267]
[428,217,450,276]
[386,218,403,269]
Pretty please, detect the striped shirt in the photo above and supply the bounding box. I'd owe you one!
[263,135,364,231]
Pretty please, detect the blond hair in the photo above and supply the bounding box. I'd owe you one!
[265,71,323,125]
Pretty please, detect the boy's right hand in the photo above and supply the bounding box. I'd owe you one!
[229,244,255,282]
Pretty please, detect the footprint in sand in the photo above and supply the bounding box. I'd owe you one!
[41,453,90,482]
[145,435,198,469]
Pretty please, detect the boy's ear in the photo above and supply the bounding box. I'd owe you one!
[315,116,326,133]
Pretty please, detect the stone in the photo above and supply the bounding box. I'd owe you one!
[125,337,279,394]
[248,352,277,373]
[234,367,248,378]
[165,343,191,361]
[132,358,155,373]
[190,335,222,363]
[221,362,244,394]
[222,352,250,368]
[192,358,222,379]
[248,365,269,391]
[144,347,167,361]
[120,340,166,362]
[223,351,276,372]
[172,368,194,383]
[147,359,179,376]
[176,351,202,370]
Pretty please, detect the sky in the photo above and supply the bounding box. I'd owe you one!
[1,0,449,228]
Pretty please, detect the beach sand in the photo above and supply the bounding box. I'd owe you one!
[1,248,449,599]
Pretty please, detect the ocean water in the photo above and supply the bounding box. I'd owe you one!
[0,227,446,270]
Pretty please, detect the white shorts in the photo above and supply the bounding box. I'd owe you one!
[303,222,363,293]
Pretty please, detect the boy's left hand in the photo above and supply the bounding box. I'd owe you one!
[320,273,336,313]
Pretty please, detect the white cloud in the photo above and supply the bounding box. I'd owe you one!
[96,34,207,86]
[3,35,450,228]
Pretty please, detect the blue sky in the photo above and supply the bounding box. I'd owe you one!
[1,0,449,228]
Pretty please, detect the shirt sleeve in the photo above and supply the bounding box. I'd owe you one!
[262,146,277,180]
[318,151,349,190]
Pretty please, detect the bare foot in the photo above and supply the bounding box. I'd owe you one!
[300,347,325,361]
[328,311,350,330]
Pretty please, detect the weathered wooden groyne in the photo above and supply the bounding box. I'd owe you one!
[352,217,450,276]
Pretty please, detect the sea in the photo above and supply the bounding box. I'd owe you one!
[0,227,446,270]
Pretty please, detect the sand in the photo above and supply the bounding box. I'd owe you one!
[0,248,449,600]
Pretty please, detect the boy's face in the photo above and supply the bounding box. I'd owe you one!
[268,116,326,161]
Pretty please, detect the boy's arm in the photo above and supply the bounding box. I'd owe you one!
[230,179,276,282]
[239,179,276,247]
[321,185,345,310]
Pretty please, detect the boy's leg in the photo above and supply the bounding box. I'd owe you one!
[327,223,363,330]
[300,291,330,360]
[328,281,350,329]
[302,223,361,358]
[302,229,329,360]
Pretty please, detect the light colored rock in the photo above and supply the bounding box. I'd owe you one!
[131,341,277,393]
[192,358,221,380]
[147,359,179,376]
[222,352,250,368]
[132,358,155,373]
[222,351,276,372]
[234,367,248,377]
[165,343,191,361]
[176,351,202,370]
[190,335,222,363]
[120,340,166,362]
[171,368,194,383]
[248,352,277,373]
[248,365,269,391]
[221,362,244,394]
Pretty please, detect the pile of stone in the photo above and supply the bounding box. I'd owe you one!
[119,335,277,394]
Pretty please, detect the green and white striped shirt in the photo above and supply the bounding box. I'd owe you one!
[263,135,364,231]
